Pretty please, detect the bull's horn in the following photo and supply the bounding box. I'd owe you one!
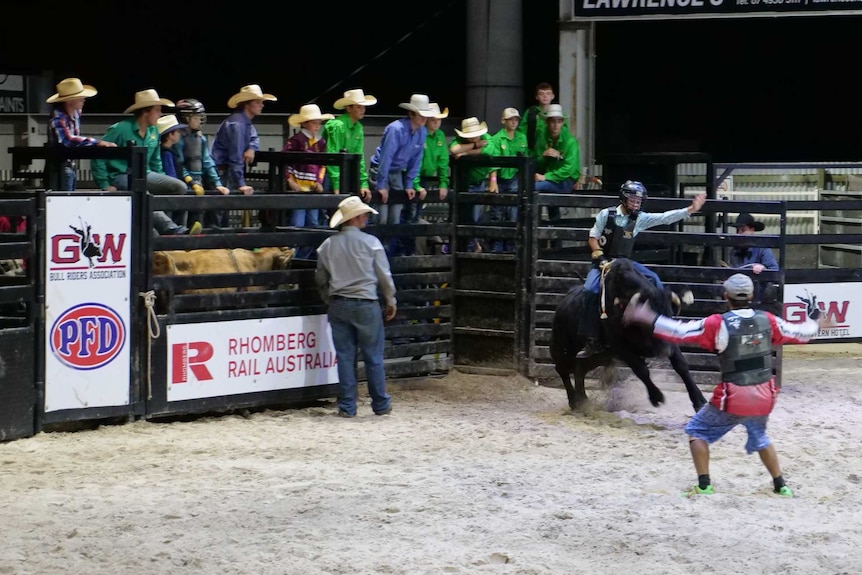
[682,290,694,305]
[613,297,620,306]
[630,292,642,306]
[670,292,681,307]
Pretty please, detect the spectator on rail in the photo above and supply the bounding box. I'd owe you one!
[323,88,377,200]
[517,82,568,154]
[577,181,706,359]
[406,102,450,232]
[533,104,580,223]
[368,93,435,256]
[316,196,396,418]
[174,98,230,229]
[211,84,277,226]
[726,213,779,273]
[91,89,199,236]
[485,107,529,252]
[449,116,493,227]
[624,272,828,498]
[46,77,117,191]
[157,115,202,231]
[284,104,334,228]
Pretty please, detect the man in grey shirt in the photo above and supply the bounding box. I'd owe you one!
[316,196,397,418]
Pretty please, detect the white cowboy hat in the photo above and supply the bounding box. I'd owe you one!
[333,89,378,110]
[545,104,568,119]
[227,84,277,109]
[288,104,335,127]
[454,117,488,139]
[124,89,175,114]
[501,107,521,121]
[156,115,188,136]
[398,94,437,118]
[46,78,97,104]
[329,195,378,228]
[428,102,449,119]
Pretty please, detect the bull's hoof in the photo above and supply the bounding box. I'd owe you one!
[649,390,666,407]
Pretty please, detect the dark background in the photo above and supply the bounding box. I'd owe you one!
[1,2,857,163]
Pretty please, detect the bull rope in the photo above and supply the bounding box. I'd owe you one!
[139,290,161,400]
[599,263,612,319]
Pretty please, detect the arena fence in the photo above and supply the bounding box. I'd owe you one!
[4,146,861,441]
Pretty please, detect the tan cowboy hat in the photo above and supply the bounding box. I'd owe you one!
[333,89,378,110]
[156,115,188,136]
[398,94,437,118]
[227,84,277,109]
[329,196,378,228]
[501,107,521,121]
[428,102,449,119]
[46,78,97,103]
[124,89,175,114]
[454,117,488,139]
[288,104,335,127]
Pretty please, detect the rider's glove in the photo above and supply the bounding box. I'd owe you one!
[592,249,609,270]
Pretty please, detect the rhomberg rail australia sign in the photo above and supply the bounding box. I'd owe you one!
[573,0,862,20]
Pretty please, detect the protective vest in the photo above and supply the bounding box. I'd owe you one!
[599,208,638,258]
[719,310,773,385]
[182,132,203,175]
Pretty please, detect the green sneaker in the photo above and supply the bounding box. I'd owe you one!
[683,484,715,497]
[774,485,794,497]
[188,221,203,235]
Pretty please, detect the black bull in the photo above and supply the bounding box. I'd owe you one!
[550,258,708,412]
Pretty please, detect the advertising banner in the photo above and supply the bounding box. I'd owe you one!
[783,282,860,339]
[572,0,862,20]
[44,195,132,411]
[166,315,339,402]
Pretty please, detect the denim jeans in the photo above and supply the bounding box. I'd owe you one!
[535,177,574,221]
[584,261,664,294]
[62,166,76,191]
[328,297,391,416]
[112,173,185,236]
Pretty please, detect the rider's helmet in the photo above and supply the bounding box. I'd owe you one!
[620,180,647,214]
[175,98,207,125]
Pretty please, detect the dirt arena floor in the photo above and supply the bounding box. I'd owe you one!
[1,344,861,575]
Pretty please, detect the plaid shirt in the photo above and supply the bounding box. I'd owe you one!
[48,108,99,147]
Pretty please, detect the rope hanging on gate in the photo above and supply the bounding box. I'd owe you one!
[140,290,161,339]
[139,290,160,400]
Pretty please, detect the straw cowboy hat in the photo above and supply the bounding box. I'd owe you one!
[288,104,335,127]
[227,84,277,109]
[454,117,488,139]
[428,102,449,119]
[124,89,175,114]
[501,107,521,121]
[334,89,378,110]
[398,94,437,118]
[46,78,97,104]
[156,115,188,136]
[329,196,378,228]
[729,212,765,232]
[544,103,568,119]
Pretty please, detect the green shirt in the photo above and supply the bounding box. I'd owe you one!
[534,128,581,183]
[486,128,529,180]
[323,113,368,192]
[413,128,450,189]
[449,134,493,186]
[91,117,162,189]
[517,105,570,157]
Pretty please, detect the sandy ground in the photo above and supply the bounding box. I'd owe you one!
[2,347,862,575]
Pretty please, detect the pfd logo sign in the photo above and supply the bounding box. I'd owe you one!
[50,303,126,370]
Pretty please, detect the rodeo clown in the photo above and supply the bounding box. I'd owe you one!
[576,180,706,359]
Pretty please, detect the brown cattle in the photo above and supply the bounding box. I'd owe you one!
[152,247,295,294]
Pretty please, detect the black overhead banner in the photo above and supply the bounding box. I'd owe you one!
[572,0,862,20]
